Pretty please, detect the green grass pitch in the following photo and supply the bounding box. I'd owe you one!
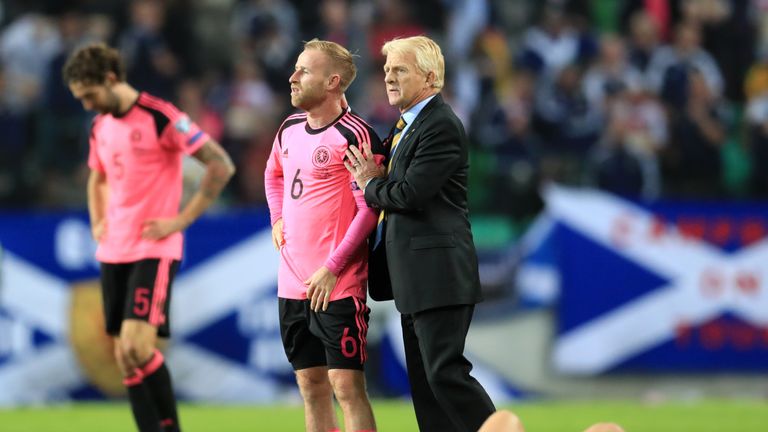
[1,399,766,431]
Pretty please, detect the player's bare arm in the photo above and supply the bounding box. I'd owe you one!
[87,170,109,242]
[191,139,237,200]
[142,140,235,240]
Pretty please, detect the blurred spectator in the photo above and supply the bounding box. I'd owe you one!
[755,0,768,52]
[176,78,224,143]
[646,21,724,107]
[474,69,542,218]
[517,4,596,78]
[662,69,727,197]
[534,64,602,154]
[587,83,666,199]
[582,33,644,111]
[231,0,299,91]
[353,70,398,138]
[367,0,426,66]
[161,0,201,78]
[445,0,489,63]
[0,64,29,205]
[0,13,60,112]
[682,0,756,103]
[119,0,181,100]
[318,0,354,47]
[626,11,663,75]
[489,0,536,40]
[220,57,281,205]
[745,47,768,101]
[315,0,370,102]
[620,0,672,41]
[454,27,514,132]
[745,86,768,196]
[225,60,277,142]
[37,11,97,176]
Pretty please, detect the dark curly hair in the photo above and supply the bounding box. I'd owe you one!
[62,43,126,85]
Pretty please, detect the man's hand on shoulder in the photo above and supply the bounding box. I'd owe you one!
[345,141,385,191]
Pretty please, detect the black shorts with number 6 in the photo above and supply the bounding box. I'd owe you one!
[100,258,180,337]
[279,296,370,370]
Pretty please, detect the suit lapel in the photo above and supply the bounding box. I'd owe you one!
[389,94,443,172]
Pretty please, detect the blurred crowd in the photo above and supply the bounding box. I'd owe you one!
[2,0,768,219]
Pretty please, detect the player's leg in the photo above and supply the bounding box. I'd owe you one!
[582,423,625,432]
[120,258,181,432]
[280,298,339,432]
[120,319,178,432]
[478,410,526,432]
[102,262,161,432]
[296,366,339,432]
[118,323,165,432]
[327,369,376,432]
[116,336,161,432]
[313,297,376,432]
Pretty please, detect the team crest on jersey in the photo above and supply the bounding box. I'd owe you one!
[175,117,191,134]
[130,129,142,142]
[312,146,331,168]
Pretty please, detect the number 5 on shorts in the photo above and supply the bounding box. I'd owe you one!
[133,287,150,317]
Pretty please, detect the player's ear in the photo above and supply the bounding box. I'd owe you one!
[104,71,118,86]
[328,73,341,91]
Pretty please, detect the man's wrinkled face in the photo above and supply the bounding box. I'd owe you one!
[383,51,430,112]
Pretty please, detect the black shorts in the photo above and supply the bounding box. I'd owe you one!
[100,258,180,338]
[279,296,370,371]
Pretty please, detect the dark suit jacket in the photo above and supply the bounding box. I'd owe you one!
[365,94,483,314]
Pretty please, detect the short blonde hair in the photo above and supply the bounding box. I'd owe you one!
[304,39,357,92]
[382,36,445,90]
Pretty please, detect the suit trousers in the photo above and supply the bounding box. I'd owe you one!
[401,304,496,431]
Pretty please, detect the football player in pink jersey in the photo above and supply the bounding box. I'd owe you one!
[63,43,235,432]
[264,39,385,432]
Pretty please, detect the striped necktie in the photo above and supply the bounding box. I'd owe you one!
[374,117,407,249]
[387,116,407,172]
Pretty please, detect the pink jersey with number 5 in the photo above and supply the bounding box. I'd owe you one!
[88,92,209,263]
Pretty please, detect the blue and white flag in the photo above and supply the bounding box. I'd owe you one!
[530,186,768,375]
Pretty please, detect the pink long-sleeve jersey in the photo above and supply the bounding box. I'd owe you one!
[265,110,385,301]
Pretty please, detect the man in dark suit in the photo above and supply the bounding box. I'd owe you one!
[345,35,496,432]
